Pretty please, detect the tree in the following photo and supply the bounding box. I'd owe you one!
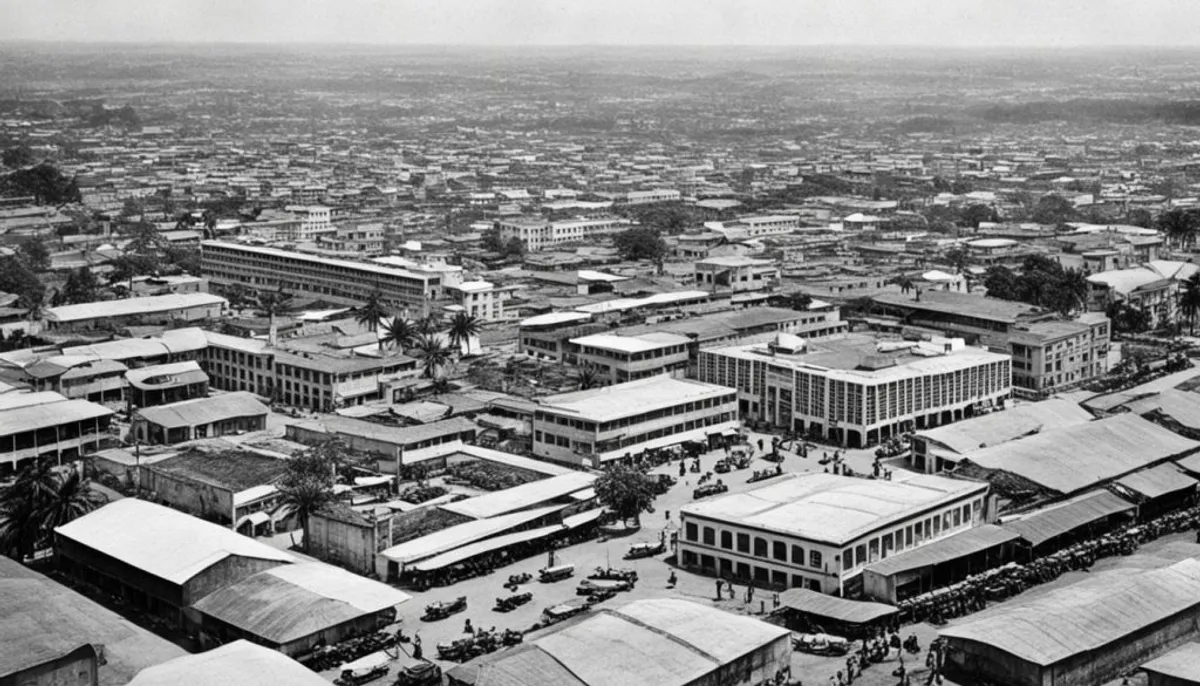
[37,469,105,552]
[0,162,80,205]
[0,462,105,561]
[277,440,339,552]
[416,311,443,336]
[256,288,293,332]
[1031,195,1078,225]
[413,334,451,379]
[959,204,997,229]
[594,463,655,526]
[447,311,481,354]
[983,265,1018,300]
[1157,208,1199,250]
[943,247,970,273]
[1,145,34,169]
[576,365,601,390]
[61,267,99,305]
[0,256,45,315]
[17,237,50,272]
[613,227,668,262]
[223,283,254,314]
[380,316,417,353]
[355,290,390,334]
[1107,301,1151,334]
[1181,273,1200,334]
[502,237,525,258]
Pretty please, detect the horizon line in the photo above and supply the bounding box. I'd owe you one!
[1,39,1199,50]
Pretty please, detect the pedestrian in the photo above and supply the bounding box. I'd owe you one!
[464,619,473,635]
[412,642,422,660]
[758,438,764,451]
[716,579,724,599]
[665,509,670,520]
[773,591,780,609]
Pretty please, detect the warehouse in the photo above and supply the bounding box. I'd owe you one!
[776,587,898,638]
[1001,489,1137,556]
[127,640,329,686]
[679,472,989,595]
[447,599,791,686]
[44,292,227,331]
[939,558,1200,686]
[1141,642,1200,686]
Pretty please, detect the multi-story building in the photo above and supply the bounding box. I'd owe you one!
[283,205,333,240]
[695,256,781,300]
[201,241,445,312]
[532,375,738,468]
[1086,264,1181,329]
[698,334,1012,448]
[705,214,800,239]
[0,391,115,475]
[618,189,682,205]
[311,222,385,256]
[568,332,691,384]
[678,472,990,596]
[518,312,609,362]
[451,280,517,322]
[126,361,209,410]
[497,216,635,252]
[871,291,1110,399]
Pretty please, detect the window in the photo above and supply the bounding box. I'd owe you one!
[855,544,866,567]
[702,527,715,545]
[753,537,768,558]
[809,550,823,569]
[736,533,750,553]
[773,541,787,562]
[791,545,805,564]
[721,531,733,549]
[685,523,698,541]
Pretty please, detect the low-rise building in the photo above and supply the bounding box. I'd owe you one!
[497,216,634,251]
[568,331,691,384]
[695,256,781,300]
[131,392,269,445]
[126,360,209,409]
[532,375,738,468]
[678,472,989,596]
[126,641,329,686]
[286,415,478,466]
[0,391,115,476]
[450,280,516,322]
[43,293,227,332]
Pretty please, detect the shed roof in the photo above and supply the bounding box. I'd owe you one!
[1140,642,1200,682]
[54,500,294,585]
[0,556,185,685]
[1001,490,1136,548]
[915,399,1093,455]
[1124,388,1200,430]
[863,524,1021,579]
[46,293,226,323]
[136,392,268,429]
[958,414,1199,495]
[378,504,566,565]
[0,397,112,438]
[189,563,409,645]
[778,588,897,624]
[537,376,732,423]
[439,472,596,520]
[126,360,208,390]
[940,558,1200,667]
[126,640,328,686]
[1114,463,1198,501]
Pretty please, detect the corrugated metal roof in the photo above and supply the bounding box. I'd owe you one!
[46,293,226,323]
[1114,463,1197,500]
[136,391,267,429]
[961,414,1200,495]
[126,360,208,390]
[1002,490,1135,547]
[378,505,566,565]
[1125,388,1200,431]
[409,524,564,572]
[127,640,328,686]
[863,524,1021,578]
[1140,641,1200,681]
[915,399,1093,455]
[440,472,596,520]
[54,500,294,585]
[940,559,1200,667]
[0,397,113,438]
[778,588,897,625]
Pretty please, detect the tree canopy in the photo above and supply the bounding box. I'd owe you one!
[982,255,1088,315]
[594,463,656,526]
[613,227,668,262]
[0,162,81,205]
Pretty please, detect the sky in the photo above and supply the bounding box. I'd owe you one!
[0,0,1195,47]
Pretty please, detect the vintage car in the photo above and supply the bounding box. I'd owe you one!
[542,597,592,623]
[576,577,634,596]
[692,482,729,500]
[494,591,533,612]
[791,632,851,656]
[538,564,576,583]
[334,653,390,686]
[421,596,467,621]
[624,541,666,559]
[588,566,638,583]
[393,658,442,686]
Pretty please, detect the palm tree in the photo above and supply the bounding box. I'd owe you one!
[0,462,104,561]
[416,311,444,336]
[0,491,41,561]
[1158,208,1197,251]
[255,288,293,334]
[1181,273,1200,334]
[355,290,390,334]
[38,469,106,551]
[577,365,601,390]
[413,334,452,379]
[447,311,482,355]
[380,316,417,353]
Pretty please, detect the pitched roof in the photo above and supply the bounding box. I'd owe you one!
[54,500,294,585]
[915,399,1093,455]
[863,524,1021,579]
[1001,490,1136,548]
[126,640,328,686]
[940,558,1200,667]
[778,588,897,624]
[135,392,268,429]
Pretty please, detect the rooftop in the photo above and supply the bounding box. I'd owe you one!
[1140,642,1200,682]
[873,290,1044,324]
[55,499,294,585]
[537,376,734,423]
[45,293,226,323]
[570,332,691,354]
[146,449,287,493]
[0,397,113,438]
[682,472,987,546]
[915,399,1094,455]
[126,360,208,390]
[136,392,269,430]
[203,240,438,282]
[126,640,328,686]
[439,472,596,520]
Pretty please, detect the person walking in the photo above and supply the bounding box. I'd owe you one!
[716,579,724,599]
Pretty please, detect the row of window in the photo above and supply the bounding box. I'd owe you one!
[535,394,735,434]
[685,523,825,569]
[537,411,735,455]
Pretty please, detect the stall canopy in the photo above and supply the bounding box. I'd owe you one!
[1001,490,1135,548]
[408,523,564,572]
[1113,463,1197,501]
[863,524,1020,579]
[778,588,897,625]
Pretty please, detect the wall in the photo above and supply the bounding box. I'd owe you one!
[686,635,791,686]
[183,554,290,607]
[2,645,98,686]
[140,467,234,525]
[307,512,377,577]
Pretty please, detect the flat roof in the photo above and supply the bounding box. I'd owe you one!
[0,556,186,685]
[439,472,596,520]
[46,293,226,323]
[126,640,328,686]
[537,376,734,423]
[203,240,437,282]
[55,500,294,585]
[136,392,268,430]
[940,558,1200,667]
[873,290,1042,324]
[570,332,691,353]
[682,472,987,546]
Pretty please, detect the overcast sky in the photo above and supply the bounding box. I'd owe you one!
[0,0,1195,47]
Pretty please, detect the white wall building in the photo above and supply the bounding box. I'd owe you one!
[569,332,691,384]
[497,216,634,252]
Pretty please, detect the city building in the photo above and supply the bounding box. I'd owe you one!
[450,280,516,322]
[1087,263,1188,329]
[282,205,333,241]
[617,188,683,205]
[568,331,691,384]
[699,334,1012,448]
[126,360,209,409]
[43,293,227,332]
[939,558,1200,686]
[201,241,445,311]
[310,222,385,256]
[0,556,185,686]
[0,391,115,476]
[695,256,781,300]
[705,214,800,239]
[496,216,634,251]
[446,599,790,686]
[23,357,128,404]
[1141,642,1200,686]
[678,472,989,596]
[532,375,738,468]
[286,415,478,465]
[126,641,329,686]
[131,392,269,445]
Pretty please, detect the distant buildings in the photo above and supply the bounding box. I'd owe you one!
[449,280,516,322]
[532,375,738,468]
[694,256,781,303]
[496,216,634,251]
[699,334,1011,448]
[615,188,682,205]
[679,472,989,596]
[43,293,227,332]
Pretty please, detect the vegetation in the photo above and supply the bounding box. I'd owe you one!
[55,267,99,306]
[1107,301,1152,334]
[413,334,452,379]
[594,463,656,526]
[1181,273,1200,335]
[613,226,668,262]
[277,440,340,552]
[355,290,390,334]
[380,316,418,353]
[982,255,1088,315]
[447,311,481,354]
[0,462,106,561]
[0,162,80,205]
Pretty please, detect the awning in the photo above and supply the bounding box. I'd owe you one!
[863,524,1020,579]
[1115,463,1198,500]
[563,508,603,529]
[1002,490,1136,548]
[408,523,564,572]
[236,511,270,528]
[778,588,897,625]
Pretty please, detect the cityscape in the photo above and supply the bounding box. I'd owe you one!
[6,3,1200,686]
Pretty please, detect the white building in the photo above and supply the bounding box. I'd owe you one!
[705,215,800,240]
[695,256,781,300]
[497,216,634,252]
[283,206,333,241]
[450,280,516,322]
[698,334,1011,448]
[679,472,989,595]
[44,293,227,332]
[532,375,738,468]
[620,189,682,205]
[569,332,691,384]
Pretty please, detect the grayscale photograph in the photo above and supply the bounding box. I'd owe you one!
[1,1,1198,685]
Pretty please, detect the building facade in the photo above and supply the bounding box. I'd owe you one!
[497,216,634,251]
[568,332,691,384]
